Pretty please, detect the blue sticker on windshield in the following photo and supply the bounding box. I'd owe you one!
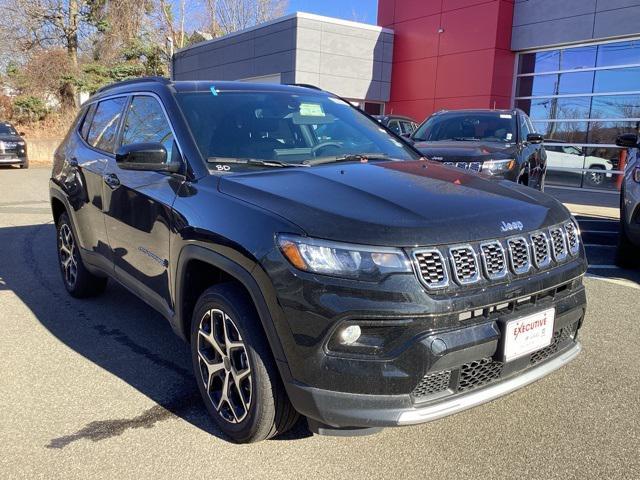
[210,86,218,96]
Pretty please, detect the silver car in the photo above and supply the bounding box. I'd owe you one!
[616,133,640,266]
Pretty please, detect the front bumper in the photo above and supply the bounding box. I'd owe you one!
[285,300,583,428]
[0,154,27,165]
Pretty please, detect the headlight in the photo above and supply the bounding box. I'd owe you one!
[277,234,411,280]
[482,159,516,175]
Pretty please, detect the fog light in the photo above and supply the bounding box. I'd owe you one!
[339,325,362,345]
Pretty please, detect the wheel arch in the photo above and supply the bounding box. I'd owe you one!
[174,245,290,374]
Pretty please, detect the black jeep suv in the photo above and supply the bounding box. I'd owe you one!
[50,78,587,443]
[410,109,546,190]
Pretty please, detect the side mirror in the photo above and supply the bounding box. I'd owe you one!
[115,143,180,173]
[526,133,544,144]
[616,133,639,148]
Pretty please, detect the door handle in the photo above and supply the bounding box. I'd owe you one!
[103,173,121,188]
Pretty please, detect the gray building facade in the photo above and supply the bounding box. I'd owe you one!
[172,12,393,113]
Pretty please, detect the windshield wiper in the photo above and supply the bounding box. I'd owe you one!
[303,153,390,166]
[452,137,481,142]
[207,157,304,168]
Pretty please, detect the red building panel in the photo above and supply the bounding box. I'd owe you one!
[378,0,515,122]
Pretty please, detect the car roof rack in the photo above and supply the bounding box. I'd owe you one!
[95,76,171,95]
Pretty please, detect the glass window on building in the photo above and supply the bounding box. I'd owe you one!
[515,39,640,191]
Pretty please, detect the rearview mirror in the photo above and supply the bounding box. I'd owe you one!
[115,143,180,173]
[616,133,639,148]
[526,133,544,144]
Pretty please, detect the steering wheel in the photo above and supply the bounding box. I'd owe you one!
[311,141,342,157]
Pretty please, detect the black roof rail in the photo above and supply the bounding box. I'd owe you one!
[286,83,323,91]
[95,76,171,95]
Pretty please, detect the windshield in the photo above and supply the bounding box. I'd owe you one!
[175,90,419,169]
[413,113,517,143]
[0,124,18,135]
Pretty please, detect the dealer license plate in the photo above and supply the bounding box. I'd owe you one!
[503,308,555,362]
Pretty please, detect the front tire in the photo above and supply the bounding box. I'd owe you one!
[56,212,107,297]
[190,284,298,443]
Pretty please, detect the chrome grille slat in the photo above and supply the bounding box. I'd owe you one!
[413,249,449,289]
[449,245,480,285]
[507,237,531,274]
[550,227,568,261]
[480,241,507,279]
[530,232,551,268]
[564,221,580,256]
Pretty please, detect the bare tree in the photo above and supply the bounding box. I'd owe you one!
[203,0,288,37]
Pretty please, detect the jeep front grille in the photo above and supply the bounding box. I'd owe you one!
[565,221,580,255]
[550,227,568,261]
[530,232,551,268]
[507,237,531,274]
[480,241,507,279]
[449,246,480,285]
[412,221,580,291]
[413,249,448,289]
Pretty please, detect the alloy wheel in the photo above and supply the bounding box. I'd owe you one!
[58,224,78,288]
[587,171,604,186]
[197,308,252,423]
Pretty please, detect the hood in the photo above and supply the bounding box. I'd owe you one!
[413,140,517,163]
[218,160,569,247]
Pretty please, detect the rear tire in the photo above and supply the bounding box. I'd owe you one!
[56,212,107,297]
[190,284,298,443]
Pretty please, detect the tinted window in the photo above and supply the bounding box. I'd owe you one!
[591,95,640,119]
[86,97,127,153]
[519,114,531,139]
[176,91,418,166]
[594,67,640,93]
[80,104,96,140]
[518,51,559,74]
[516,71,594,97]
[388,120,401,134]
[121,96,174,161]
[534,121,588,144]
[561,46,597,70]
[516,97,592,120]
[597,40,640,67]
[413,113,516,143]
[0,123,18,135]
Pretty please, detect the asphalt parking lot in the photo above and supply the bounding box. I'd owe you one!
[1,167,639,479]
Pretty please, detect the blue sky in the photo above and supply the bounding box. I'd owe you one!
[286,0,378,24]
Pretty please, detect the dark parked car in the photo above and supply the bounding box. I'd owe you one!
[0,122,28,168]
[615,133,640,267]
[50,78,587,443]
[374,114,418,137]
[410,109,546,190]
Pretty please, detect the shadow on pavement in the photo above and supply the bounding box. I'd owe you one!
[0,222,311,447]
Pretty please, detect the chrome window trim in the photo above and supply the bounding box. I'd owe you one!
[412,248,450,290]
[507,236,532,275]
[448,245,481,285]
[549,227,569,262]
[529,231,552,269]
[479,240,508,280]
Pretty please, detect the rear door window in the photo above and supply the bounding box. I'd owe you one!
[86,97,127,153]
[388,120,401,134]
